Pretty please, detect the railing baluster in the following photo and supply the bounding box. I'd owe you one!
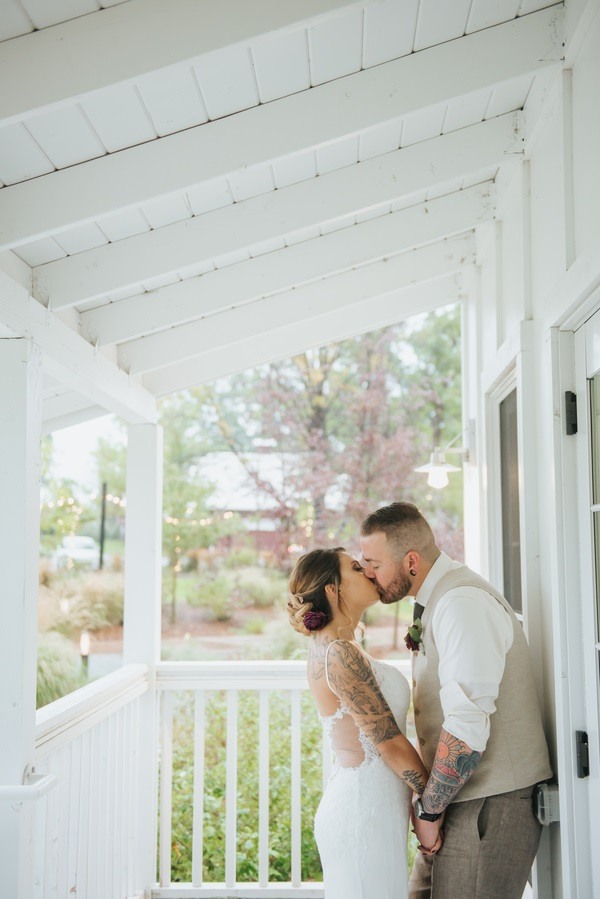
[77,730,91,897]
[258,689,270,888]
[192,690,206,886]
[291,689,302,889]
[159,691,174,887]
[66,739,82,897]
[225,689,238,889]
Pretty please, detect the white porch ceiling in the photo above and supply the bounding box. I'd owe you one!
[0,0,564,427]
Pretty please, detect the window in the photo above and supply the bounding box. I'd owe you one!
[499,388,522,613]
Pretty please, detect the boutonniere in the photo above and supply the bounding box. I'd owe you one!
[404,618,423,654]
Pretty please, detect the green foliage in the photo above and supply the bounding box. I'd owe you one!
[222,546,259,568]
[242,615,266,635]
[36,632,86,709]
[193,574,236,621]
[167,691,322,883]
[44,572,124,637]
[235,568,286,609]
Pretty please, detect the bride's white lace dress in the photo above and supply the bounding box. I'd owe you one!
[314,646,412,898]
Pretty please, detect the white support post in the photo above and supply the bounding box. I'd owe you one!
[124,423,164,892]
[0,337,43,899]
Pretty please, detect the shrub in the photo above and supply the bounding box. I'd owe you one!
[222,546,259,569]
[235,568,286,609]
[167,690,322,883]
[41,572,124,637]
[37,632,85,708]
[242,615,266,635]
[192,574,236,621]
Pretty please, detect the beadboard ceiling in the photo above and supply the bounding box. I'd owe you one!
[0,0,564,429]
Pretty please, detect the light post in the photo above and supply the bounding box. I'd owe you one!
[79,631,90,676]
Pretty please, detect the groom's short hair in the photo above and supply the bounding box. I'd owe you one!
[361,502,437,561]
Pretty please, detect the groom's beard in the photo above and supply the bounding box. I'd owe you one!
[378,569,413,604]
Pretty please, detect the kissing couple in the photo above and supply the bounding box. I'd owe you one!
[287,502,552,899]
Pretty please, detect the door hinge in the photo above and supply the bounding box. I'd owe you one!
[565,391,578,435]
[576,730,589,778]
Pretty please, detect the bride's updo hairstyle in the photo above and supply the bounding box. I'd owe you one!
[288,547,345,636]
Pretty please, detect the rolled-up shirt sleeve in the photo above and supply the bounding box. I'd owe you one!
[431,589,514,753]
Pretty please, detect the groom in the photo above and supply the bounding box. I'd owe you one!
[360,502,552,899]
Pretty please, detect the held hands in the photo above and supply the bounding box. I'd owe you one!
[410,802,444,856]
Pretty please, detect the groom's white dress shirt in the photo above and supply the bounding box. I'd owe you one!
[415,552,514,753]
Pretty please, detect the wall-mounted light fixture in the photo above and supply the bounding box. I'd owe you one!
[414,431,471,489]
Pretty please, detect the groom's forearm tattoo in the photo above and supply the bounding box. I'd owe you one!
[326,641,401,744]
[421,728,482,814]
[402,769,426,795]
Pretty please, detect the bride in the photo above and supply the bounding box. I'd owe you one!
[288,547,440,899]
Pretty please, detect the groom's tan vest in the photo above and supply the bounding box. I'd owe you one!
[413,564,552,802]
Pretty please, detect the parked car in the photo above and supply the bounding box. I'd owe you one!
[54,535,100,570]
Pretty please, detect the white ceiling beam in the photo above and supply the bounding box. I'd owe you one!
[37,115,512,310]
[141,273,463,395]
[0,270,156,424]
[42,405,111,435]
[119,237,474,375]
[0,6,562,252]
[41,391,107,434]
[82,186,489,347]
[0,0,363,127]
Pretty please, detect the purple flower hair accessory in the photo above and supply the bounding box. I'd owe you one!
[304,610,328,631]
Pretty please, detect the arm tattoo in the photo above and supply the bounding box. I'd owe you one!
[326,641,401,744]
[421,728,482,814]
[402,769,426,795]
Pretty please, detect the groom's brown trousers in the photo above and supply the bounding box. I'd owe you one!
[409,785,542,899]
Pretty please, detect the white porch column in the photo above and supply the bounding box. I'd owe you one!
[0,338,43,898]
[124,423,163,891]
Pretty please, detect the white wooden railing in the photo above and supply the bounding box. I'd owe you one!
[153,659,411,899]
[33,664,149,899]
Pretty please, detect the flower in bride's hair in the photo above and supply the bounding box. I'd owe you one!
[303,610,328,631]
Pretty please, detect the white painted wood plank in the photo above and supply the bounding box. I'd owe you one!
[37,115,513,307]
[251,30,310,102]
[0,0,34,40]
[15,237,66,267]
[194,45,259,120]
[272,152,317,189]
[401,103,447,147]
[0,0,364,126]
[258,691,269,888]
[320,213,356,235]
[214,248,251,270]
[20,0,100,29]
[362,0,419,66]
[0,8,561,251]
[355,202,392,223]
[443,89,492,132]
[137,66,208,137]
[316,136,359,174]
[225,690,238,888]
[141,273,462,395]
[75,730,92,899]
[290,692,302,888]
[80,84,156,152]
[159,692,174,887]
[249,237,286,258]
[486,74,533,118]
[186,180,234,217]
[228,165,275,203]
[0,123,54,184]
[308,6,363,85]
[54,223,109,256]
[414,0,472,50]
[359,121,401,161]
[0,269,157,422]
[467,0,521,32]
[81,203,480,347]
[192,692,206,886]
[96,208,150,242]
[25,105,105,169]
[119,235,478,375]
[140,194,191,230]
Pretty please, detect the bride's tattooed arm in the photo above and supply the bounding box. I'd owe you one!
[420,728,482,814]
[325,640,428,794]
